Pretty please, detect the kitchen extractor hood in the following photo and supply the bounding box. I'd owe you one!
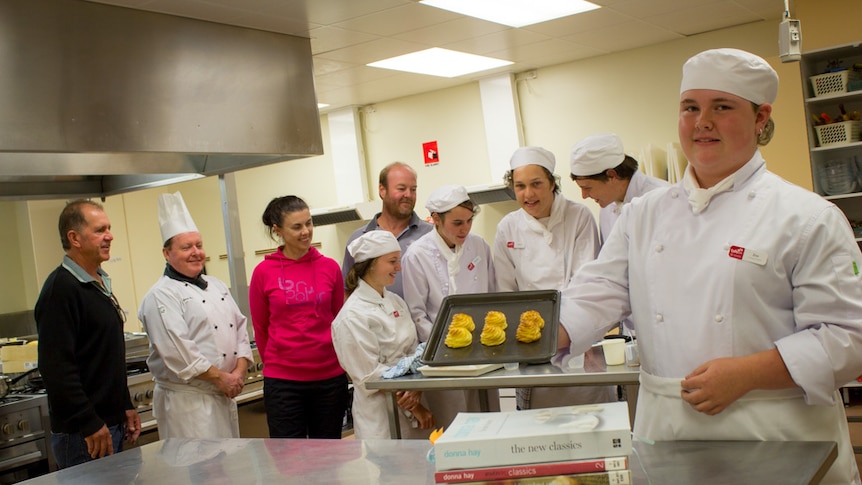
[0,0,322,200]
[310,201,381,227]
[467,183,515,204]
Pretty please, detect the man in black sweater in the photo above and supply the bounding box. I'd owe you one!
[35,200,140,468]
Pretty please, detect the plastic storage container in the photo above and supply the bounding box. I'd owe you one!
[814,120,862,147]
[810,70,861,97]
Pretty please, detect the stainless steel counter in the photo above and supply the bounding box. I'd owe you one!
[366,346,640,438]
[15,438,837,485]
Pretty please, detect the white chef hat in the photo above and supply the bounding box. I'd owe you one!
[158,191,199,244]
[569,133,625,176]
[510,146,556,173]
[680,48,778,105]
[425,185,470,214]
[348,231,401,263]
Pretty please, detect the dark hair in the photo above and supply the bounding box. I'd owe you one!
[503,166,561,193]
[379,162,417,189]
[345,259,374,298]
[261,196,310,241]
[569,155,639,182]
[59,199,103,250]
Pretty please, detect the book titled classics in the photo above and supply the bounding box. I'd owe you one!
[434,402,632,471]
[434,456,628,484]
[455,470,632,485]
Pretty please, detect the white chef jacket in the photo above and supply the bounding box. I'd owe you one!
[494,193,600,291]
[331,280,422,439]
[402,230,496,342]
[401,229,500,427]
[559,151,862,484]
[138,275,253,438]
[599,170,669,244]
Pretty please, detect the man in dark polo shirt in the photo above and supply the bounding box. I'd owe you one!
[35,200,140,468]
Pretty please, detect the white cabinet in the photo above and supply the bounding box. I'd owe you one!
[801,42,862,246]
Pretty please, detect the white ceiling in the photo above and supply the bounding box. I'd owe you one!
[88,0,787,113]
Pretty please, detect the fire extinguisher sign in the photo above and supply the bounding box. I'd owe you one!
[422,141,439,166]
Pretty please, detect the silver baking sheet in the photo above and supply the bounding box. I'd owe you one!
[421,290,560,366]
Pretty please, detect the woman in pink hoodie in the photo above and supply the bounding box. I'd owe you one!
[249,196,348,438]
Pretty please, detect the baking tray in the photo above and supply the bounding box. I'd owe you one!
[421,290,560,366]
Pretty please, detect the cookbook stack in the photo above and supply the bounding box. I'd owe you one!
[433,402,633,485]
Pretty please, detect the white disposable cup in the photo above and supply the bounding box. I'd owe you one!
[503,362,519,371]
[602,339,626,366]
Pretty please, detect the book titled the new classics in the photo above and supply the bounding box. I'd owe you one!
[434,456,628,484]
[434,402,632,471]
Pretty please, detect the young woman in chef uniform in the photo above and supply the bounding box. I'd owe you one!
[494,146,615,409]
[557,48,862,485]
[331,231,434,439]
[402,185,499,427]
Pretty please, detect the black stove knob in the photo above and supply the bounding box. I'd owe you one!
[17,420,27,432]
[146,390,153,399]
[2,424,10,435]
[134,392,144,402]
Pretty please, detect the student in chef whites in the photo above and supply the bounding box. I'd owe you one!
[332,231,434,439]
[138,192,253,439]
[401,185,499,428]
[557,48,862,485]
[494,146,614,410]
[569,133,669,246]
[36,200,140,468]
[570,133,669,340]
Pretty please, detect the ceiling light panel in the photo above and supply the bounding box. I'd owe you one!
[420,0,600,28]
[367,48,512,78]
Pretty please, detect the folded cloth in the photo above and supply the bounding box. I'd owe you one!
[382,342,427,379]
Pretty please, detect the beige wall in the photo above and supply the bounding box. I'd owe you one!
[2,0,858,333]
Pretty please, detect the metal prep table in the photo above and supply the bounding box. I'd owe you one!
[366,346,640,439]
[15,438,837,484]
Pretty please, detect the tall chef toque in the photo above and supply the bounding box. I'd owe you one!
[348,231,401,264]
[510,146,556,173]
[570,133,625,177]
[680,48,778,105]
[158,191,199,245]
[425,185,471,214]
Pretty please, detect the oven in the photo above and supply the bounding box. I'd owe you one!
[0,392,51,483]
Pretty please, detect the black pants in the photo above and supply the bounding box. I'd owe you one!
[263,374,349,439]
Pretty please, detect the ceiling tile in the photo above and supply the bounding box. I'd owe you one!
[309,26,380,55]
[333,2,459,37]
[487,39,604,65]
[315,65,400,88]
[645,2,765,36]
[443,29,551,57]
[520,8,631,37]
[315,37,428,65]
[301,0,410,26]
[393,16,509,46]
[562,20,682,52]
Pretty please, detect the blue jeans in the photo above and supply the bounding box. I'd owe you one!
[51,423,125,469]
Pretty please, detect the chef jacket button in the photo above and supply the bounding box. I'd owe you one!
[723,243,730,250]
[214,325,218,329]
[655,313,663,322]
[221,297,225,301]
[222,353,226,357]
[714,314,724,323]
[748,191,756,199]
[230,324,234,327]
[202,300,206,303]
[670,190,678,199]
[233,351,237,355]
[655,245,664,253]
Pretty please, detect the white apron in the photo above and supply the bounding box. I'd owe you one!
[153,381,240,439]
[637,371,859,485]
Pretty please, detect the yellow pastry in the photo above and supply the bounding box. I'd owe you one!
[450,313,476,332]
[516,320,542,343]
[484,310,507,329]
[445,326,473,348]
[519,310,545,329]
[480,323,506,346]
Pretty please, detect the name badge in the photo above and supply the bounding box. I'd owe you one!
[728,245,767,266]
[467,256,481,271]
[506,241,525,249]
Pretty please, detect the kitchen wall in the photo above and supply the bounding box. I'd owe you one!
[1,0,857,333]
